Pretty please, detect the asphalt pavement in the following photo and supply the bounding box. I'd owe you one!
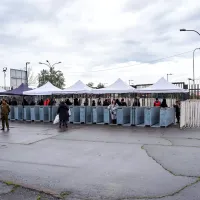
[0,122,200,200]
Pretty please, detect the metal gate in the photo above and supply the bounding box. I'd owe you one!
[180,100,200,128]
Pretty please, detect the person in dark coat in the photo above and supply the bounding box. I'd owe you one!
[57,101,69,128]
[38,99,44,106]
[133,97,140,107]
[92,100,96,106]
[103,99,109,106]
[84,98,89,106]
[174,101,180,123]
[161,99,168,108]
[11,98,17,106]
[65,99,72,106]
[74,98,79,106]
[121,99,127,106]
[116,99,121,106]
[22,99,29,106]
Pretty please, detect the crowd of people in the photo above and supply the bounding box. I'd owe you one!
[0,96,181,130]
[107,98,180,124]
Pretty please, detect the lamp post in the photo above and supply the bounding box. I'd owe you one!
[39,60,61,69]
[26,62,30,85]
[39,60,61,83]
[3,67,7,90]
[167,73,172,81]
[188,78,193,99]
[129,80,134,85]
[180,29,200,36]
[192,48,200,87]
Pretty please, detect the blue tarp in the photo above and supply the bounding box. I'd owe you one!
[0,83,32,95]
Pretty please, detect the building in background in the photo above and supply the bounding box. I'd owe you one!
[10,69,26,89]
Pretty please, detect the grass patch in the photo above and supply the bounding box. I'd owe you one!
[4,181,15,186]
[36,194,41,200]
[60,191,71,199]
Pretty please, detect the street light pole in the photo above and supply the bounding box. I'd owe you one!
[3,67,7,90]
[39,61,61,84]
[193,48,200,86]
[180,29,200,36]
[129,80,134,85]
[167,73,172,81]
[26,62,30,86]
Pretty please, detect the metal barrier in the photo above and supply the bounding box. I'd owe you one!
[14,106,18,120]
[135,107,145,126]
[180,100,200,128]
[80,106,93,124]
[24,106,31,121]
[117,107,131,125]
[43,106,51,122]
[86,106,93,124]
[130,107,135,125]
[80,106,86,123]
[14,106,23,121]
[73,106,80,124]
[160,108,175,127]
[6,105,178,128]
[10,106,15,120]
[30,106,35,121]
[34,106,40,122]
[104,107,111,124]
[39,107,44,121]
[144,107,160,126]
[69,106,74,123]
[52,106,58,122]
[93,106,104,124]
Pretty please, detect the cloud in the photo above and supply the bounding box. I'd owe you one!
[1,0,200,88]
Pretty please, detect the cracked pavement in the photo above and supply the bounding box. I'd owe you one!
[0,123,200,199]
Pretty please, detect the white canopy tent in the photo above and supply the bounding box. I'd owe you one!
[23,82,62,95]
[136,77,189,93]
[93,78,135,94]
[0,88,6,96]
[0,88,6,92]
[54,80,92,94]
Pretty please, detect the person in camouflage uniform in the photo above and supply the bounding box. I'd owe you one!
[1,99,10,131]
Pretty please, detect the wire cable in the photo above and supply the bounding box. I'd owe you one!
[66,50,194,74]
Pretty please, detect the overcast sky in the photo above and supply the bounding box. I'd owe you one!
[1,0,200,87]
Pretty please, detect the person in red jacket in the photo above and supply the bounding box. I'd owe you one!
[154,98,161,107]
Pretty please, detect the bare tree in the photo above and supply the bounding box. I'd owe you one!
[27,67,38,86]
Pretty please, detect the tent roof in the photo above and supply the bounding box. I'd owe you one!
[136,77,188,93]
[93,78,135,94]
[23,82,61,95]
[0,83,32,95]
[0,88,6,93]
[54,80,92,94]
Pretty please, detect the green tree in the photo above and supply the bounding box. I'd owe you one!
[96,83,105,89]
[87,82,94,88]
[38,66,65,89]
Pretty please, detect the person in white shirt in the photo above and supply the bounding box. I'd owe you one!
[108,99,119,124]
